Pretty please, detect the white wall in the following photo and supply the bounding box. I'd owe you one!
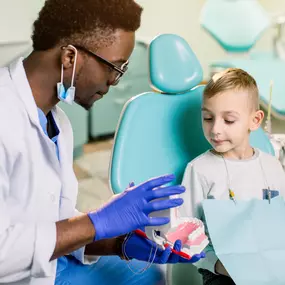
[136,0,285,79]
[0,0,44,67]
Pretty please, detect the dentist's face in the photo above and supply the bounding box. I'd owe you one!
[62,29,135,110]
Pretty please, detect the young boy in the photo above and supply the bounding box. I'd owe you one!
[178,68,285,285]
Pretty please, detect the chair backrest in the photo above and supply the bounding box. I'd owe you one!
[109,34,274,194]
[200,0,270,53]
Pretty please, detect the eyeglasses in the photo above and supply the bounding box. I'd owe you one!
[72,45,129,85]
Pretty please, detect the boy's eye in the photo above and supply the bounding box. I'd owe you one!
[203,117,213,121]
[225,120,235,124]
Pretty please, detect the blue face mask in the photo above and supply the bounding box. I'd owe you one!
[57,45,78,105]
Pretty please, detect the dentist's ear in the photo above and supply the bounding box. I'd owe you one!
[60,45,78,69]
[249,110,264,131]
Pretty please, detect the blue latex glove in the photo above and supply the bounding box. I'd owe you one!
[123,231,205,264]
[88,174,185,241]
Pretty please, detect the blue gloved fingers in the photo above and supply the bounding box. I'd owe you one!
[139,174,175,191]
[145,198,184,214]
[169,240,182,263]
[157,245,172,264]
[187,254,203,263]
[173,239,182,251]
[123,231,203,265]
[88,174,177,241]
[147,216,170,226]
[146,185,185,201]
[200,251,206,258]
[129,182,135,187]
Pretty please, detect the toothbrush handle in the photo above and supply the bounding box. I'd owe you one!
[134,229,191,259]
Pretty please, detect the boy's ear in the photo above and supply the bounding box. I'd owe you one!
[249,110,264,131]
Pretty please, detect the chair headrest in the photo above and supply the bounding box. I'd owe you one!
[200,0,270,52]
[149,34,203,94]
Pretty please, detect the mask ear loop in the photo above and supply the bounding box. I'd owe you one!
[60,64,64,84]
[67,44,78,88]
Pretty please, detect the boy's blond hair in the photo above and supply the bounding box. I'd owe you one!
[203,68,260,111]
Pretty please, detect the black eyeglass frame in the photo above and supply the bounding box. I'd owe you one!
[72,45,129,84]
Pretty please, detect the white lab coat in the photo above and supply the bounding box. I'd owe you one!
[0,58,98,285]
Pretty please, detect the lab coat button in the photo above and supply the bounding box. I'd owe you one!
[50,193,56,203]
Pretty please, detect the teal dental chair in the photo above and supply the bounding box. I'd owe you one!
[201,0,285,131]
[201,0,270,53]
[109,34,274,285]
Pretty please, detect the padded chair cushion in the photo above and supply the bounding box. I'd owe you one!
[149,34,203,94]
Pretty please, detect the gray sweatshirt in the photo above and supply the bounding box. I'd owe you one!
[178,148,285,273]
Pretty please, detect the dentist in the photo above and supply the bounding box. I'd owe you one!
[0,1,203,285]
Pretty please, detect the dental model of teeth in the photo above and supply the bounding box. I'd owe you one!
[165,218,209,256]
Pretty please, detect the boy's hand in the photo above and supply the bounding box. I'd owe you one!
[215,260,230,277]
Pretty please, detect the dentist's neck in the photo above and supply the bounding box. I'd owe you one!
[23,50,60,115]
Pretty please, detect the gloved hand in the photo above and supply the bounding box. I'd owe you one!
[123,231,205,264]
[87,174,185,241]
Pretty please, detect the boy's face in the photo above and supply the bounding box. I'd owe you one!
[202,89,263,156]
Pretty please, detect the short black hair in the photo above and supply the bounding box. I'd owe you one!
[32,0,143,51]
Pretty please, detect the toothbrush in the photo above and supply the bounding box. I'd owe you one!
[134,229,191,259]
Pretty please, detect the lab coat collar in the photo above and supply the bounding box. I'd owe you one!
[9,57,62,173]
[8,57,41,127]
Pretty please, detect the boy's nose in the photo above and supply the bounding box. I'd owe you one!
[210,121,222,137]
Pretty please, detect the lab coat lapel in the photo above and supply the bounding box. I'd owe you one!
[8,58,61,174]
[52,107,78,219]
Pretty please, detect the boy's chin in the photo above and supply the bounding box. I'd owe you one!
[211,144,233,154]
